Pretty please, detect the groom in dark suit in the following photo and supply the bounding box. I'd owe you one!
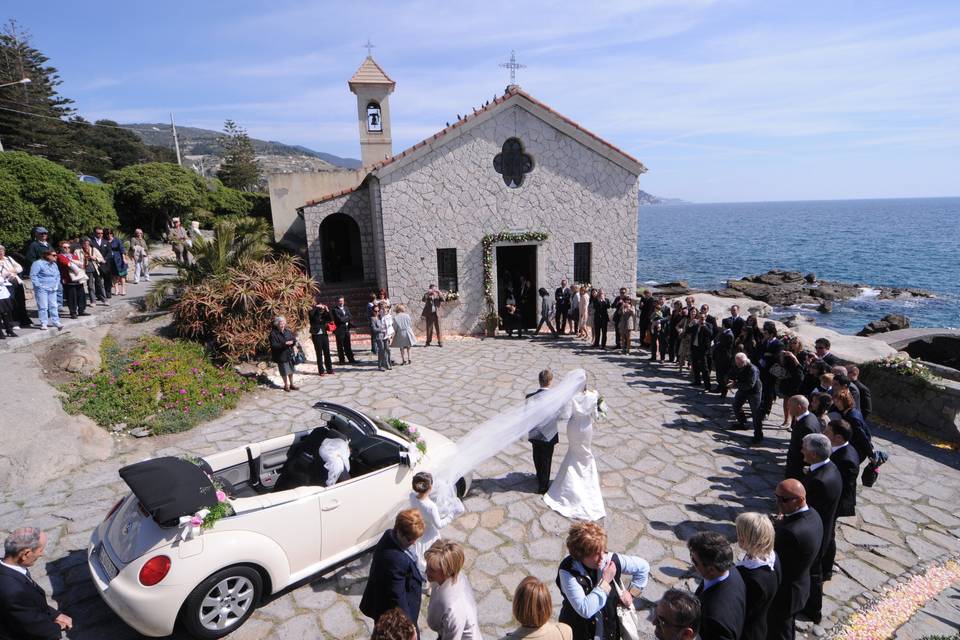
[527,369,561,494]
[360,510,425,631]
[0,527,71,640]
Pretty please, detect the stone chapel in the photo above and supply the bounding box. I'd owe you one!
[267,55,646,334]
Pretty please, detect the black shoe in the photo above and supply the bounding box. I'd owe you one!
[729,423,751,431]
[6,331,17,338]
[78,312,90,316]
[70,314,78,319]
[751,435,764,445]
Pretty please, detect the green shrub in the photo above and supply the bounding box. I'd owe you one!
[107,162,206,237]
[242,192,272,219]
[206,182,252,217]
[0,151,118,251]
[61,335,253,435]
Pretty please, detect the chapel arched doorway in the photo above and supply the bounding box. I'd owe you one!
[319,213,364,282]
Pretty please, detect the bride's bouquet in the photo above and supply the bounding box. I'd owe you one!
[596,392,608,420]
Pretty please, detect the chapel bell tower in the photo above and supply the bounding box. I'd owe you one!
[348,56,395,167]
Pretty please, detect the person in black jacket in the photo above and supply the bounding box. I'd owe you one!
[800,434,843,624]
[722,305,745,338]
[360,509,426,631]
[611,287,628,348]
[824,419,859,580]
[814,338,840,366]
[269,316,299,392]
[654,589,701,640]
[0,528,72,640]
[731,352,764,443]
[735,513,781,640]
[757,322,783,420]
[766,480,823,640]
[687,531,745,640]
[592,289,611,349]
[527,369,561,494]
[712,328,735,397]
[332,296,357,364]
[689,313,715,390]
[555,279,571,336]
[784,395,824,480]
[637,289,657,350]
[848,366,872,418]
[308,300,334,375]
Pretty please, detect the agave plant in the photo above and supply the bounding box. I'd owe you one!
[145,216,272,310]
[171,254,317,362]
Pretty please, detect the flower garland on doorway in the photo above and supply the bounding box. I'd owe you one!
[481,231,549,309]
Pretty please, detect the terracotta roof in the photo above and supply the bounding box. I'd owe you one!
[303,184,365,208]
[365,85,646,175]
[348,56,395,90]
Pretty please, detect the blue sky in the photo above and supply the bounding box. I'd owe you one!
[7,1,960,202]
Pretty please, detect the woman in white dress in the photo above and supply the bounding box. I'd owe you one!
[390,303,417,365]
[544,388,606,521]
[410,471,454,573]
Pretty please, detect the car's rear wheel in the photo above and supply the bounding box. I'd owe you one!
[456,477,468,498]
[181,565,262,639]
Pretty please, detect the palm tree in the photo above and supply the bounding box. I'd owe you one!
[146,216,272,309]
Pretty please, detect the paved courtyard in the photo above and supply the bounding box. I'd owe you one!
[3,334,959,639]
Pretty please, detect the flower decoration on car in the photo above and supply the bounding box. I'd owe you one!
[178,456,235,537]
[386,417,428,461]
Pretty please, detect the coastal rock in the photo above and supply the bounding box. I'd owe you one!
[649,280,691,296]
[782,314,815,328]
[857,314,911,336]
[817,301,833,313]
[878,287,934,300]
[726,278,814,306]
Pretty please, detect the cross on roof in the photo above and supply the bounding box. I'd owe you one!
[363,38,375,57]
[499,50,526,86]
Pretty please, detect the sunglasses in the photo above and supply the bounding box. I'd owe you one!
[654,615,682,628]
[775,494,798,503]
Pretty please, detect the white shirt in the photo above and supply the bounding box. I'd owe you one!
[809,459,830,473]
[0,560,27,576]
[795,411,811,421]
[831,442,849,454]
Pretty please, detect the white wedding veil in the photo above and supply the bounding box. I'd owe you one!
[432,368,587,517]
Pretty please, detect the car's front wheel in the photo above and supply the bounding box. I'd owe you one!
[181,565,262,639]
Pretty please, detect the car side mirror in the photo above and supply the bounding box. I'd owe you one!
[398,451,411,467]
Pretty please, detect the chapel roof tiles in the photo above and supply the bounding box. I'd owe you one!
[348,56,396,89]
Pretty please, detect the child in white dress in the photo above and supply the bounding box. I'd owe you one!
[409,471,453,573]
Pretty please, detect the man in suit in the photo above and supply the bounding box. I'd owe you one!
[332,296,356,365]
[655,588,701,640]
[611,287,628,348]
[421,284,443,347]
[360,509,425,630]
[527,369,561,494]
[731,352,764,443]
[637,289,657,350]
[554,279,571,336]
[592,289,611,349]
[758,321,783,420]
[0,527,71,640]
[814,338,839,366]
[800,434,842,625]
[766,480,823,640]
[823,419,860,580]
[722,305,746,338]
[689,313,715,390]
[848,366,872,418]
[89,226,113,299]
[784,395,824,480]
[688,531,745,640]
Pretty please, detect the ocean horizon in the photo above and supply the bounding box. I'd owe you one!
[636,196,960,335]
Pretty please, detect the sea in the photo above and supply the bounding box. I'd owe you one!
[636,197,960,335]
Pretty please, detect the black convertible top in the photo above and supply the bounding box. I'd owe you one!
[119,456,219,525]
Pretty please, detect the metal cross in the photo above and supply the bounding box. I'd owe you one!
[499,50,525,85]
[363,39,375,57]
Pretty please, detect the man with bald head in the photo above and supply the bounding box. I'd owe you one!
[784,395,823,480]
[0,527,72,639]
[766,480,823,640]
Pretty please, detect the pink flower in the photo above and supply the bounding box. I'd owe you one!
[179,389,187,394]
[190,515,203,526]
[215,490,227,502]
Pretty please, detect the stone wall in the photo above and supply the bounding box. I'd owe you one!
[302,188,376,285]
[268,169,364,249]
[860,368,960,444]
[377,104,639,333]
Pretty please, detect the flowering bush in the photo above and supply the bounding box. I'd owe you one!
[861,355,942,387]
[62,336,253,435]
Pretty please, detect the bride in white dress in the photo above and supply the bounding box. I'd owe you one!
[544,388,606,521]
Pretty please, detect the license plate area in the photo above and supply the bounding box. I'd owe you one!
[97,544,119,582]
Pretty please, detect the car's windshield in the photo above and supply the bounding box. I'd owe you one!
[371,416,414,443]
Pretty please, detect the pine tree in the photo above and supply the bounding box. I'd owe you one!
[0,20,77,164]
[216,119,261,191]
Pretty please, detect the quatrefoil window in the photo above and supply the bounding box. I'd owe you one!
[493,137,533,188]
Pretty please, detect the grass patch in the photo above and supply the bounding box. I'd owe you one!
[61,335,253,435]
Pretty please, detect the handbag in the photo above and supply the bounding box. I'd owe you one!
[610,575,641,640]
[326,321,337,333]
[293,343,307,365]
[68,262,88,284]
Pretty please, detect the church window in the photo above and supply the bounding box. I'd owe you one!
[573,242,592,284]
[493,137,533,188]
[437,248,458,292]
[366,102,383,132]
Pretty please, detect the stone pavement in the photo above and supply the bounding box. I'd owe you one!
[2,334,958,639]
[894,581,960,639]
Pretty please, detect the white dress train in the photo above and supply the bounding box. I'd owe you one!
[543,390,606,521]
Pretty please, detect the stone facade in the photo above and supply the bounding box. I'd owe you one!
[303,188,376,285]
[861,368,960,444]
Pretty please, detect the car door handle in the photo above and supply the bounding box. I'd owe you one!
[321,499,340,512]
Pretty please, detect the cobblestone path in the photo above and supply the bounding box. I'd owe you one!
[4,336,958,639]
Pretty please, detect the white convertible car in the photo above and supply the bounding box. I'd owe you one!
[87,402,469,638]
